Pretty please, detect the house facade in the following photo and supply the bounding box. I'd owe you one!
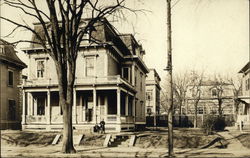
[0,39,26,129]
[185,80,234,116]
[145,69,161,126]
[21,19,149,132]
[237,62,250,128]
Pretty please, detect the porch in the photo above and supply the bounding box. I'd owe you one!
[22,89,136,132]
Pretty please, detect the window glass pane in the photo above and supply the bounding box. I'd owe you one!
[86,58,94,76]
[37,60,45,78]
[123,67,129,80]
[8,71,14,86]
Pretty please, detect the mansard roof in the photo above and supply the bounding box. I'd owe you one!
[28,18,132,56]
[0,39,27,69]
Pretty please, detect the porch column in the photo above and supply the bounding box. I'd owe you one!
[47,90,51,124]
[134,98,137,122]
[28,92,33,115]
[73,88,77,124]
[117,88,121,116]
[125,93,129,116]
[22,90,26,125]
[93,88,97,123]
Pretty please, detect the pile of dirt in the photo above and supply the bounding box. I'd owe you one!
[135,128,219,149]
[1,131,58,146]
[236,133,250,149]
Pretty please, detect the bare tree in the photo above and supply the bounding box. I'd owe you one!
[189,70,204,128]
[228,76,242,120]
[0,0,132,153]
[212,74,231,116]
[173,71,190,126]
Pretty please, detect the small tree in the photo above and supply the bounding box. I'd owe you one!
[0,0,132,153]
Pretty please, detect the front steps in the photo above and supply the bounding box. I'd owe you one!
[104,134,136,147]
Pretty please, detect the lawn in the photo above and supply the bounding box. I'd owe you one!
[134,128,221,148]
[236,133,250,149]
[1,128,221,149]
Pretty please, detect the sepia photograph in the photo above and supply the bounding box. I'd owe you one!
[0,0,249,157]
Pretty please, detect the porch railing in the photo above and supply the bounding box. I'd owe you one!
[22,75,133,88]
[237,115,250,123]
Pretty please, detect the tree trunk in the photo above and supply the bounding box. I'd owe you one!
[179,101,182,127]
[194,100,198,128]
[218,99,223,116]
[61,100,75,153]
[56,63,76,153]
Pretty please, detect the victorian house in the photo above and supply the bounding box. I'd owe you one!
[145,69,161,126]
[21,19,149,132]
[185,80,234,115]
[0,39,26,129]
[237,62,250,129]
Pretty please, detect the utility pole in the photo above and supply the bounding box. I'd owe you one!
[165,0,174,157]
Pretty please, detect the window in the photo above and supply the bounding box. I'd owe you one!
[86,57,95,76]
[8,70,14,86]
[8,100,16,120]
[146,92,152,101]
[147,108,152,115]
[0,47,4,54]
[140,72,143,91]
[134,67,137,86]
[211,89,217,97]
[37,60,45,78]
[37,96,46,115]
[122,67,129,81]
[246,78,250,91]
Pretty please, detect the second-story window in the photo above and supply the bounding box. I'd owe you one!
[146,92,152,101]
[37,60,45,78]
[246,78,250,91]
[140,72,143,91]
[8,70,14,86]
[86,57,95,76]
[122,67,129,81]
[134,67,137,86]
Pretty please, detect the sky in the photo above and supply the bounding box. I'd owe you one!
[1,0,249,80]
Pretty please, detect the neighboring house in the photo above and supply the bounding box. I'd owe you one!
[0,39,27,129]
[21,19,149,132]
[145,69,161,126]
[186,80,234,116]
[237,62,250,129]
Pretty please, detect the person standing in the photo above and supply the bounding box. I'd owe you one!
[100,119,105,134]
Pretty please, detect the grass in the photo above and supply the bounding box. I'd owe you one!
[236,133,250,149]
[1,131,57,146]
[1,128,222,149]
[135,128,220,149]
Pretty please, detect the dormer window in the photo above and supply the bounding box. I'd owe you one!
[37,60,45,78]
